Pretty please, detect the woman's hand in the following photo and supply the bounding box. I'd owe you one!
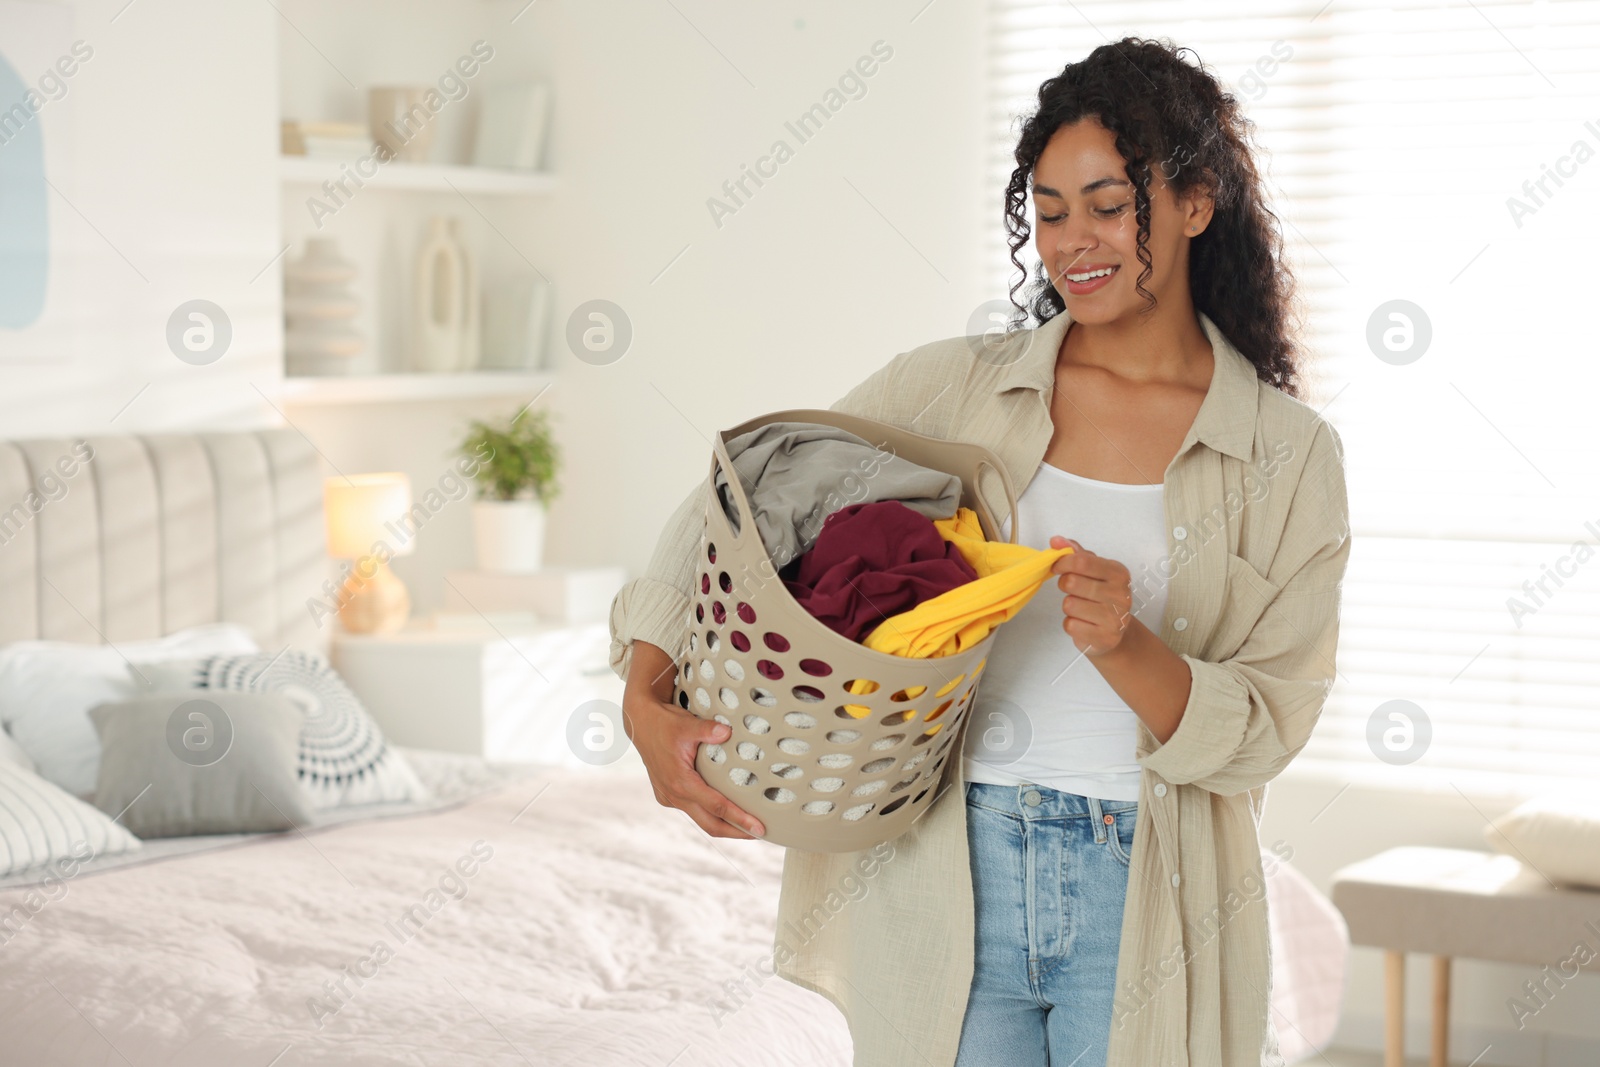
[1049,536,1135,658]
[623,640,767,841]
[1045,539,1193,744]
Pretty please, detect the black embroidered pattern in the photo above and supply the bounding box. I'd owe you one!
[188,650,393,795]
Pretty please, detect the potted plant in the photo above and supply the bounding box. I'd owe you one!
[456,408,561,573]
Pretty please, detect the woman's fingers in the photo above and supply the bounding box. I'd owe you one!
[1047,537,1136,654]
[1061,594,1124,634]
[1051,538,1132,613]
[625,684,769,842]
[1057,569,1133,615]
[1050,538,1122,580]
[670,729,766,838]
[683,801,763,840]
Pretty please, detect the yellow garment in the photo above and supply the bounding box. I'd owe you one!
[841,505,1075,716]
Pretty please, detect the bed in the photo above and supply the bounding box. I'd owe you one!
[0,753,852,1066]
[0,429,852,1067]
[0,429,1346,1066]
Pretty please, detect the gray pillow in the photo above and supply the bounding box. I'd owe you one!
[87,692,312,838]
[133,650,427,810]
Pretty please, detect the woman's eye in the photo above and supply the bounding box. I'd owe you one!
[1037,203,1128,224]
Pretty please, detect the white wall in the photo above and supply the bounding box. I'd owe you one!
[482,0,994,587]
[0,0,282,433]
[270,0,993,615]
[0,0,992,613]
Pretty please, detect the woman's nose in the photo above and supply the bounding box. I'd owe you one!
[1055,217,1097,260]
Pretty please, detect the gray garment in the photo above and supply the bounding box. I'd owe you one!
[714,420,963,572]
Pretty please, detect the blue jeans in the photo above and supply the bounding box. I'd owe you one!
[955,780,1138,1067]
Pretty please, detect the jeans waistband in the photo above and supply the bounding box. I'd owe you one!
[965,779,1139,821]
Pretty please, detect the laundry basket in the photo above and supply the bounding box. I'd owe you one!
[671,407,1020,854]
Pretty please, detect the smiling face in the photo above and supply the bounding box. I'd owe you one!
[1032,117,1212,324]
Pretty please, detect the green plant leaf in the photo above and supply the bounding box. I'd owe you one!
[454,407,562,504]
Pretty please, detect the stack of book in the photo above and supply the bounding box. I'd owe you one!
[281,120,374,160]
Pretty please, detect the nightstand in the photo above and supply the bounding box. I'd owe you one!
[330,618,637,769]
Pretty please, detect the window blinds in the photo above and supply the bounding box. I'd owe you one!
[986,1,1600,796]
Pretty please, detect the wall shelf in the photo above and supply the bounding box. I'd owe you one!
[278,370,554,405]
[279,155,558,196]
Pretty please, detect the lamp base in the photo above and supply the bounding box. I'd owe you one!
[338,559,411,635]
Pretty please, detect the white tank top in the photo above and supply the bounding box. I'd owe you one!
[960,460,1170,802]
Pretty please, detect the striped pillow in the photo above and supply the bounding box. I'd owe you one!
[0,760,140,877]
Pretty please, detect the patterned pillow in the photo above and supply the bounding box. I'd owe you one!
[138,650,428,810]
[0,760,141,877]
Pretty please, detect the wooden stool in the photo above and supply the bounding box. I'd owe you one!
[1332,846,1600,1067]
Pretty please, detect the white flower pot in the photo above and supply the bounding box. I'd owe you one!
[471,499,546,573]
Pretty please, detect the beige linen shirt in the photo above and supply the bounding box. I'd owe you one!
[609,307,1351,1067]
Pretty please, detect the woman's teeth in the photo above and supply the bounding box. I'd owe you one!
[1066,266,1117,282]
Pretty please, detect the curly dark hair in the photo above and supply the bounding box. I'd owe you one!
[1004,36,1305,399]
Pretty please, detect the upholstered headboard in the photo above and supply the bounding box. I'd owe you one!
[0,430,328,652]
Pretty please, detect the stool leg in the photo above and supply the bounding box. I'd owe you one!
[1432,955,1450,1067]
[1385,950,1405,1067]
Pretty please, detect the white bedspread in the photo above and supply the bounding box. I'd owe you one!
[0,750,1346,1066]
[0,762,853,1067]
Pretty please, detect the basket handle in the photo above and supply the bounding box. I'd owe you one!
[709,433,760,552]
[971,455,1020,546]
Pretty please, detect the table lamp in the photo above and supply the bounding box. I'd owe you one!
[324,473,414,634]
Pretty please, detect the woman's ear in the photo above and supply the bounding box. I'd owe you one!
[1185,168,1219,233]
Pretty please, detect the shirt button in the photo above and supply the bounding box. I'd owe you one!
[1172,617,1188,631]
[1023,789,1042,807]
[1153,782,1168,797]
[1173,526,1188,541]
[1171,873,1182,888]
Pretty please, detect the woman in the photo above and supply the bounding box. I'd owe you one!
[611,37,1350,1067]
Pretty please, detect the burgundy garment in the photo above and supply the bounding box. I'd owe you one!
[779,499,977,643]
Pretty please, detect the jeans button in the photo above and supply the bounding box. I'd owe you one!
[1023,789,1042,807]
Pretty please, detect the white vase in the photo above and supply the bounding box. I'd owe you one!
[414,217,463,372]
[451,217,481,371]
[284,238,362,377]
[471,499,546,573]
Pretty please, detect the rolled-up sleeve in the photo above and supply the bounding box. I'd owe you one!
[607,477,710,682]
[1139,420,1351,795]
[608,346,922,684]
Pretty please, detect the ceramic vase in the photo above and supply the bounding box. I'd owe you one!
[414,217,463,372]
[471,499,546,573]
[368,86,437,164]
[413,216,481,372]
[451,217,481,370]
[284,238,362,377]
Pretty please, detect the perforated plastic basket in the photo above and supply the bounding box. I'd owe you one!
[671,407,1020,853]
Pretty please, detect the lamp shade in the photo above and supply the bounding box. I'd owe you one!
[324,473,415,560]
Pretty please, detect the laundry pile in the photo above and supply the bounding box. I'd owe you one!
[717,422,1077,712]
